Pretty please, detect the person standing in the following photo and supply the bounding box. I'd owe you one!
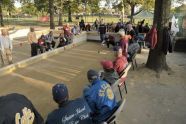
[27,27,38,57]
[63,23,72,44]
[99,22,107,44]
[0,29,13,66]
[46,31,55,50]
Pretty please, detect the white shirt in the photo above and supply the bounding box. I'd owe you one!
[0,35,13,51]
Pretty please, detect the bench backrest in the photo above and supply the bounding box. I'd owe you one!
[106,98,126,124]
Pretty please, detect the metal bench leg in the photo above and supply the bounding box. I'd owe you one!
[135,59,138,68]
[118,85,123,99]
[132,61,135,70]
[124,81,128,94]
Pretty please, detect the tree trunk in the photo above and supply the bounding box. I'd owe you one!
[58,11,63,26]
[146,0,171,72]
[130,5,135,23]
[68,3,72,22]
[0,2,4,27]
[49,0,55,29]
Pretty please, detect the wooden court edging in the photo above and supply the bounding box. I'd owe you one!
[0,32,87,77]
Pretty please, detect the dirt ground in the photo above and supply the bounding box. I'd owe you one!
[118,49,186,124]
[0,42,186,123]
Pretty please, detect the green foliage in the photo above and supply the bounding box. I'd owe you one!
[21,3,38,15]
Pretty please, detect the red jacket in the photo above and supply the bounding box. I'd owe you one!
[149,27,157,49]
[113,56,128,75]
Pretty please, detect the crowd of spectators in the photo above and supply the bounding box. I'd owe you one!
[0,27,132,123]
[1,18,174,124]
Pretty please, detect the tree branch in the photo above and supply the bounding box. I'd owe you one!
[133,8,143,16]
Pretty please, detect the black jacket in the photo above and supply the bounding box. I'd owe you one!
[99,24,107,34]
[0,93,44,124]
[162,27,173,55]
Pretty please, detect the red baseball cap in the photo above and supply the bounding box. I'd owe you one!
[101,60,114,69]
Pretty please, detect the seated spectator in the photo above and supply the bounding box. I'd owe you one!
[0,93,44,124]
[113,47,128,76]
[46,83,92,124]
[118,29,131,57]
[71,24,80,35]
[100,60,119,85]
[37,34,46,53]
[57,33,67,48]
[105,34,116,48]
[83,69,118,123]
[86,23,91,31]
[63,23,72,44]
[46,31,55,50]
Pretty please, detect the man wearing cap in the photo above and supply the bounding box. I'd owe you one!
[100,60,119,85]
[83,69,118,123]
[113,47,128,76]
[46,83,92,124]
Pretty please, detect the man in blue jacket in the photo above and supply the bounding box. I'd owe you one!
[83,69,118,123]
[46,83,92,124]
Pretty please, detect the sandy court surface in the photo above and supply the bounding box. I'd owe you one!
[0,42,115,118]
[0,41,186,124]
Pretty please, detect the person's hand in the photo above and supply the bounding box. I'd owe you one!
[15,107,35,124]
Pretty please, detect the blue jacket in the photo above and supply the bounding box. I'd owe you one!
[83,79,118,123]
[46,98,92,124]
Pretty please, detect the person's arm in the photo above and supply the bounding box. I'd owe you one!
[0,39,4,53]
[83,88,96,113]
[27,33,32,44]
[9,37,13,50]
[113,60,120,74]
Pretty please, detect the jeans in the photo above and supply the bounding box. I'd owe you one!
[100,34,106,42]
[31,43,38,57]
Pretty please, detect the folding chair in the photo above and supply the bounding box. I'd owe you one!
[112,64,131,99]
[118,64,131,99]
[103,98,126,124]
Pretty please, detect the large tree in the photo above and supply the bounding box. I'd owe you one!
[0,0,4,26]
[0,0,15,26]
[109,0,154,22]
[49,0,55,29]
[146,0,172,72]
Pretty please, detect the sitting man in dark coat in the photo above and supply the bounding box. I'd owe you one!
[100,60,119,85]
[46,83,92,124]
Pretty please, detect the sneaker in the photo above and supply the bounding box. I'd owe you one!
[101,40,106,44]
